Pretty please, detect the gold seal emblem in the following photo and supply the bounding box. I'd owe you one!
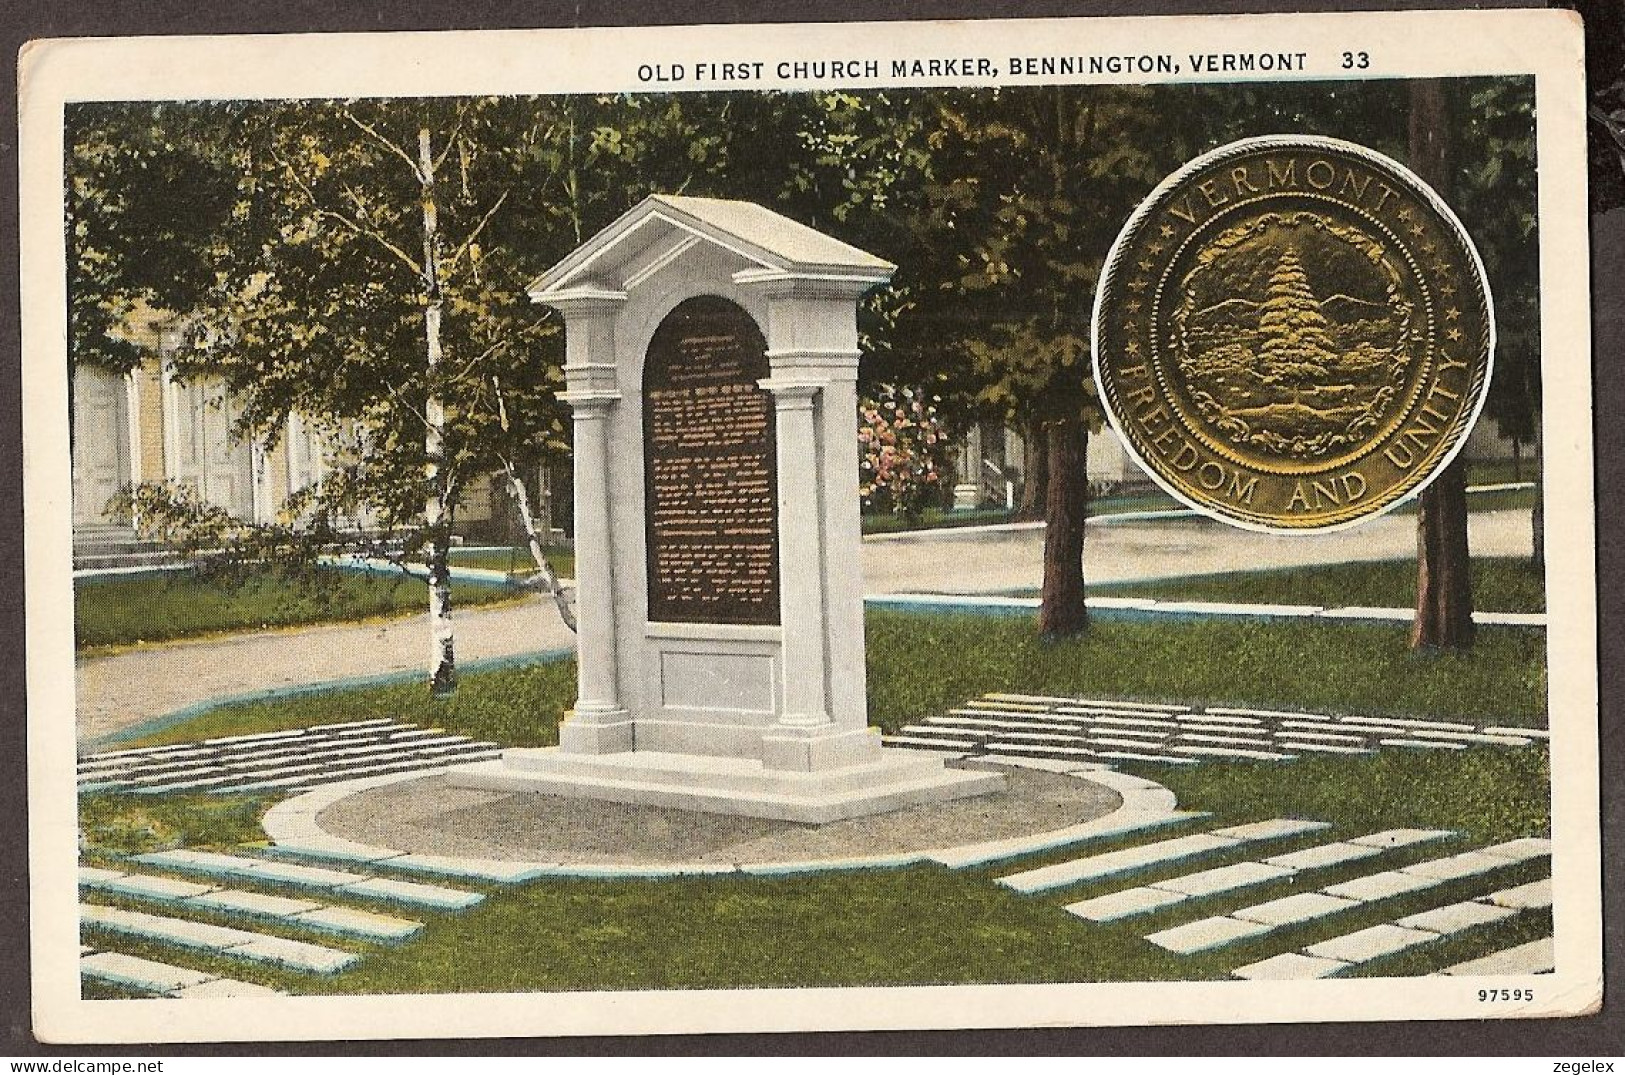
[1093,135,1493,531]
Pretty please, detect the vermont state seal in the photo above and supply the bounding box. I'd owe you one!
[1092,135,1494,531]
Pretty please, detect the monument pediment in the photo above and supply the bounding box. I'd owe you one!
[528,194,895,299]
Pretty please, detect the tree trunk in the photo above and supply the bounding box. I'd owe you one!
[1015,420,1049,521]
[1531,422,1545,568]
[1409,79,1474,651]
[1412,456,1475,649]
[1037,418,1089,638]
[419,127,456,695]
[500,454,578,632]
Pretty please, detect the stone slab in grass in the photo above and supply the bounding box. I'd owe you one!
[1170,745,1297,761]
[386,854,553,884]
[1212,819,1331,841]
[1231,952,1350,980]
[203,728,312,747]
[997,832,1239,894]
[173,977,285,999]
[1271,740,1373,756]
[1231,892,1359,927]
[1305,924,1436,964]
[1398,729,1533,747]
[1397,900,1519,936]
[928,810,1200,870]
[1264,841,1385,871]
[1482,878,1553,910]
[1152,860,1295,898]
[1348,829,1456,849]
[1332,715,1476,732]
[93,873,220,902]
[1322,870,1443,902]
[1275,726,1367,743]
[1484,726,1551,740]
[1479,838,1552,863]
[1093,736,1176,751]
[1440,937,1555,977]
[233,935,360,974]
[1145,915,1272,954]
[260,839,407,866]
[1377,738,1466,751]
[988,693,1191,712]
[77,866,126,885]
[81,903,263,951]
[188,889,324,918]
[885,734,976,751]
[135,849,367,889]
[1098,749,1200,765]
[1399,851,1515,883]
[81,951,216,994]
[336,876,483,910]
[1064,886,1188,922]
[1175,732,1277,749]
[290,906,422,942]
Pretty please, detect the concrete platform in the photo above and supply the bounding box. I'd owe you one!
[447,747,1005,825]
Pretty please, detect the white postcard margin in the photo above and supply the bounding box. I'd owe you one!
[20,9,1600,1043]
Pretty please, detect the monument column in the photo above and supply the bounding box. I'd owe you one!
[759,379,830,730]
[550,289,632,754]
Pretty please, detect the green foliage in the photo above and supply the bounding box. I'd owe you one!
[75,567,517,650]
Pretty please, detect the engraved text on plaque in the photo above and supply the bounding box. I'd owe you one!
[642,296,780,625]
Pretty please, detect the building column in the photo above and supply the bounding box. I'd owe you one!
[549,288,631,754]
[760,379,830,730]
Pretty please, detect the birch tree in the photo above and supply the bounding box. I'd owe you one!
[95,99,577,694]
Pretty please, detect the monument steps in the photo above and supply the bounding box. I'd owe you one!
[453,749,1005,825]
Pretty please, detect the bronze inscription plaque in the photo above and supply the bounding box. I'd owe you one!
[643,296,780,625]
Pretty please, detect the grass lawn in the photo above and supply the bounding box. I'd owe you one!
[80,604,1550,995]
[78,741,1547,994]
[1091,556,1545,613]
[109,607,1547,754]
[446,546,576,579]
[74,568,522,651]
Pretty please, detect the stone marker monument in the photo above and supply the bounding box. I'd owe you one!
[450,195,1003,822]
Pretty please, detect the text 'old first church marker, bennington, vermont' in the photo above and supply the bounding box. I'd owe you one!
[449,195,1004,821]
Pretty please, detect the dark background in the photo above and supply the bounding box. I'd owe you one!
[3,0,1619,1057]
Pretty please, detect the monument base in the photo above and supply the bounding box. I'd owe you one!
[445,747,1006,825]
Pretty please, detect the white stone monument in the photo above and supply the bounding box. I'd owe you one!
[449,195,1002,822]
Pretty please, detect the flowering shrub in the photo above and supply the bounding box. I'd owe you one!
[857,385,947,520]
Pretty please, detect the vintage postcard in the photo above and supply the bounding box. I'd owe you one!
[22,9,1601,1043]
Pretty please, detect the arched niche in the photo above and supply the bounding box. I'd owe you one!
[641,295,779,626]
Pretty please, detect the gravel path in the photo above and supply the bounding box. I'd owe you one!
[75,595,578,745]
[75,508,1533,745]
[313,763,1123,865]
[862,507,1533,595]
